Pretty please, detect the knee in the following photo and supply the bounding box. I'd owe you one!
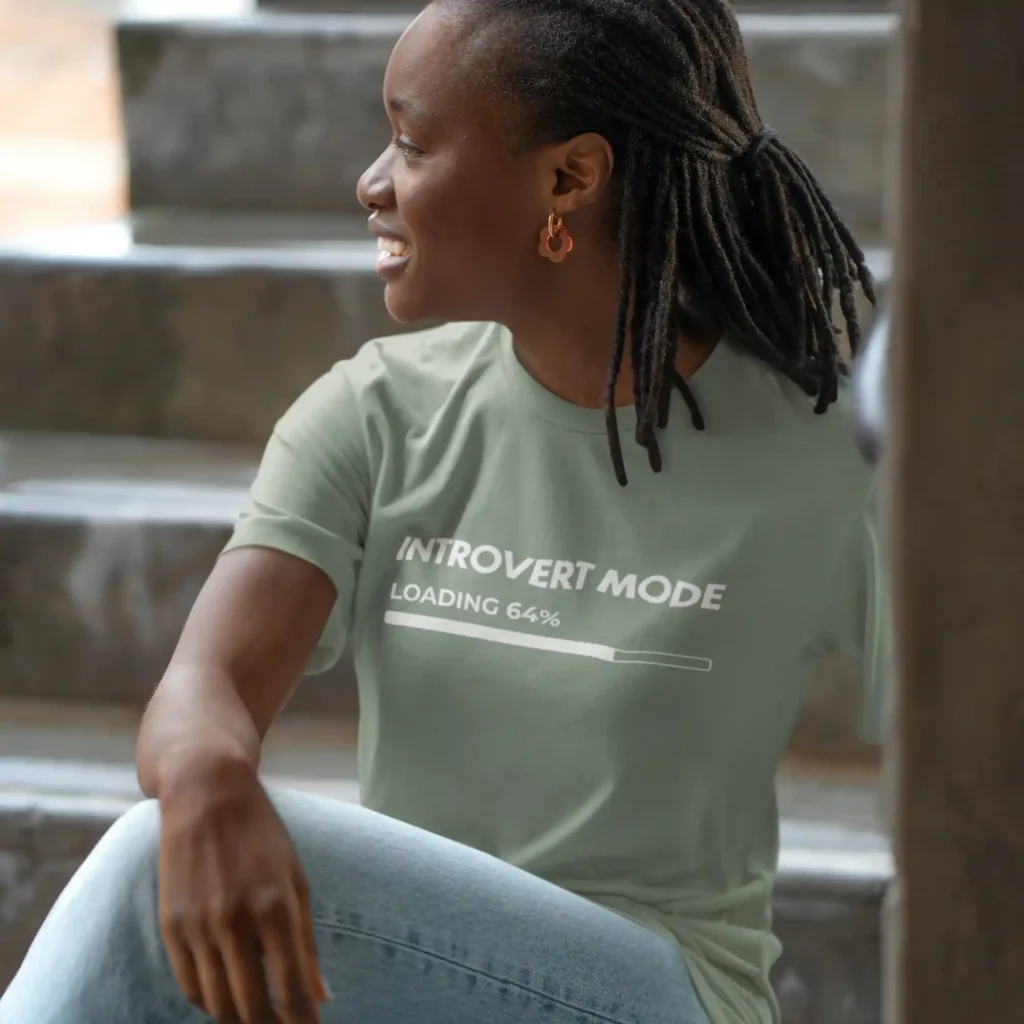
[89,799,162,893]
[107,798,161,850]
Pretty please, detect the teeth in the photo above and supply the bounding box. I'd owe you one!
[377,237,410,258]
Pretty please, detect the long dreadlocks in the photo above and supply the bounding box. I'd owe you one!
[453,0,875,485]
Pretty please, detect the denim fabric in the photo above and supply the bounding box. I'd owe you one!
[1,788,710,1024]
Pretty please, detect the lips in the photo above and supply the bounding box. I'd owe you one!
[369,214,412,279]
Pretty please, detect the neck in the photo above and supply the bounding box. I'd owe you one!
[504,248,718,410]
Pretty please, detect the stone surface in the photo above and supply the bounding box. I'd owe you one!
[118,11,403,216]
[772,800,889,1024]
[0,716,362,994]
[0,432,359,715]
[772,868,884,1024]
[118,10,895,244]
[745,14,895,247]
[0,219,890,444]
[0,699,361,802]
[0,216,397,443]
[0,791,123,995]
[0,716,889,1019]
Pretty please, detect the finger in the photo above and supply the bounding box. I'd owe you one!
[163,929,206,1013]
[219,928,277,1024]
[294,872,329,1004]
[193,938,242,1024]
[257,898,322,1024]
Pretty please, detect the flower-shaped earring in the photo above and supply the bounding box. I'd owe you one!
[538,211,574,263]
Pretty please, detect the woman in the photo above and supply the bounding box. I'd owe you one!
[1,1,887,1023]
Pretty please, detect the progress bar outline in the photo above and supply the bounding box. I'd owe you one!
[383,611,712,672]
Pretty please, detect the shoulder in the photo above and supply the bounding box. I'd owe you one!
[754,358,877,526]
[345,320,500,393]
[815,376,872,495]
[798,378,880,540]
[720,341,875,495]
[278,321,502,435]
[353,320,504,426]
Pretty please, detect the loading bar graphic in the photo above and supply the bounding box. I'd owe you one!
[384,611,713,672]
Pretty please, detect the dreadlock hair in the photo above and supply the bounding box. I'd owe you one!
[449,0,876,485]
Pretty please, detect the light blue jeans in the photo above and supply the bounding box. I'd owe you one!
[2,788,710,1024]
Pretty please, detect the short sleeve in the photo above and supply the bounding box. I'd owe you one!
[812,484,891,745]
[223,363,371,674]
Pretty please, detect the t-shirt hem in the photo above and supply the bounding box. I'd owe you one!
[680,947,775,1024]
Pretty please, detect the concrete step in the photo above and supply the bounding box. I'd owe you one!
[0,430,882,770]
[117,8,896,244]
[0,414,883,764]
[0,217,891,444]
[0,698,891,1021]
[0,699,359,995]
[0,430,359,715]
[772,763,889,1024]
[0,213,397,443]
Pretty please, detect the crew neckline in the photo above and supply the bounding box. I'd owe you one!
[497,322,732,435]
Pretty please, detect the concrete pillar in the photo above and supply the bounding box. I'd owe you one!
[887,2,1024,1021]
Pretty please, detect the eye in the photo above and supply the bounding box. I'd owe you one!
[393,135,424,158]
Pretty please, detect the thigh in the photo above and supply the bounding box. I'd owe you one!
[271,788,708,1024]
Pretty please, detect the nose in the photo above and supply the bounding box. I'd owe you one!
[357,147,395,212]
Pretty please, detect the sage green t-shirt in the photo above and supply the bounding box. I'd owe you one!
[225,321,888,1024]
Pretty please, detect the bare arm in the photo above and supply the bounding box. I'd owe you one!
[134,361,366,1023]
[137,546,337,798]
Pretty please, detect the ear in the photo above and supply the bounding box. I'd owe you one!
[545,132,616,215]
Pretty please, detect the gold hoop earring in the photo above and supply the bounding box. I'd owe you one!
[538,211,574,263]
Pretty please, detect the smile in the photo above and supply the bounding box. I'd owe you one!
[377,237,411,260]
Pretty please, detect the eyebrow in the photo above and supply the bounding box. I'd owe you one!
[387,97,433,125]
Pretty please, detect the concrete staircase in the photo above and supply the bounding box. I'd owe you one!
[0,698,889,1023]
[0,213,391,441]
[0,2,895,1020]
[114,7,893,240]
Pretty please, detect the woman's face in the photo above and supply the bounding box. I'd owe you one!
[356,4,561,326]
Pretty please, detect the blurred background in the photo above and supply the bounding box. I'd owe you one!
[0,0,124,239]
[0,2,893,1022]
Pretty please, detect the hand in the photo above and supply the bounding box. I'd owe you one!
[157,757,329,1023]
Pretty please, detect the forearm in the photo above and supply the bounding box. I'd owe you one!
[137,665,263,799]
[137,548,337,799]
